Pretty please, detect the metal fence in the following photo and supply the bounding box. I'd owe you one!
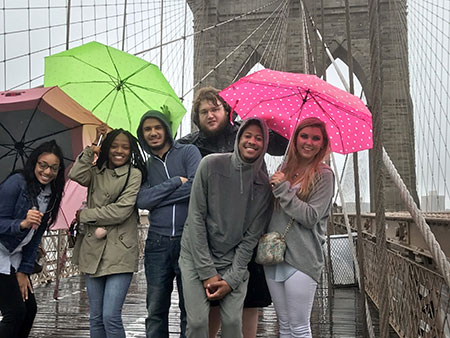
[363,239,449,338]
[31,224,149,286]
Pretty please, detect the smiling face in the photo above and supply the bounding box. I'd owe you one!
[142,117,170,155]
[295,126,324,163]
[198,99,229,136]
[108,133,131,169]
[238,123,264,163]
[34,152,60,185]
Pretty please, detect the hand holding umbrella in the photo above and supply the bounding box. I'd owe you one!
[92,123,108,154]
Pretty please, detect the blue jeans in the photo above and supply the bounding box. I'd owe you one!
[85,273,133,338]
[144,232,186,338]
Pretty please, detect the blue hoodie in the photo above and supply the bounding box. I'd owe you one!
[136,110,201,237]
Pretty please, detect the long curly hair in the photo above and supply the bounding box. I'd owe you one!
[96,129,147,182]
[23,140,66,226]
[283,117,330,200]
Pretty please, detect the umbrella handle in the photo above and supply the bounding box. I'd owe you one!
[97,134,103,147]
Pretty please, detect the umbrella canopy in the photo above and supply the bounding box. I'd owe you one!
[44,41,186,136]
[51,179,87,230]
[219,69,372,154]
[0,86,102,182]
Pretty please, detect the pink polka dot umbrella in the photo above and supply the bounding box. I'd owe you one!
[219,69,372,154]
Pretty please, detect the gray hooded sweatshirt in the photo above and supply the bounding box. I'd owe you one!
[180,118,273,290]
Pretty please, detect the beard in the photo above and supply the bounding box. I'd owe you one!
[148,136,171,153]
[200,116,230,138]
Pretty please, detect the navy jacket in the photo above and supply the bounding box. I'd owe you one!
[136,111,202,237]
[0,174,47,274]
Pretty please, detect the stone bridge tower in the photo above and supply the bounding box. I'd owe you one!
[186,0,419,211]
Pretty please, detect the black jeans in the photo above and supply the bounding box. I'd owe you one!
[0,268,37,338]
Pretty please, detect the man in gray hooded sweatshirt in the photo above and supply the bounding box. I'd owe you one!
[136,110,201,338]
[179,117,273,338]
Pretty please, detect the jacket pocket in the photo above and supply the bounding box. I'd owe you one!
[118,232,136,249]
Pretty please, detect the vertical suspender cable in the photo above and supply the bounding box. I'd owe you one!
[368,0,389,336]
[121,0,128,51]
[159,0,164,70]
[344,0,369,336]
[65,0,71,50]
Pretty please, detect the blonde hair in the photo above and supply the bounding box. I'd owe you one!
[283,117,330,200]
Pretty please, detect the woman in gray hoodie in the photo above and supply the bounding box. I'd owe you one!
[266,117,334,338]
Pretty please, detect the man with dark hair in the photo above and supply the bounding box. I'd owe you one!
[179,118,273,338]
[136,110,202,338]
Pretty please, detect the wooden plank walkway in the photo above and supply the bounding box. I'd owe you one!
[28,266,398,337]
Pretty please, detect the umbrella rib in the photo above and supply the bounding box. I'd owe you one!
[91,87,119,114]
[125,82,181,102]
[287,89,310,119]
[281,91,310,161]
[12,151,19,172]
[19,152,26,169]
[0,121,17,143]
[238,91,307,119]
[55,55,119,83]
[121,63,152,83]
[60,80,116,86]
[105,45,122,81]
[0,144,15,150]
[122,83,154,110]
[120,87,133,130]
[105,89,121,124]
[309,93,346,151]
[309,92,372,123]
[23,125,83,146]
[21,98,42,143]
[0,148,15,161]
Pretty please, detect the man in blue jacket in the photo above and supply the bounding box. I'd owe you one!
[137,110,201,338]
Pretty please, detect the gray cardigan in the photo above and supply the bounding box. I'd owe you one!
[267,165,334,282]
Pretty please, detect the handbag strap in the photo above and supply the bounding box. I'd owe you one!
[281,217,295,239]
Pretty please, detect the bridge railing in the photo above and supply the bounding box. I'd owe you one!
[331,214,450,338]
[365,239,449,338]
[31,223,149,286]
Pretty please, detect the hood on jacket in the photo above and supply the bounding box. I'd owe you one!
[137,110,173,154]
[232,117,269,173]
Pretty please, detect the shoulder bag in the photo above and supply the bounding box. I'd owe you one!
[255,217,294,266]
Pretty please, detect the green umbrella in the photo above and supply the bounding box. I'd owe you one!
[44,41,185,136]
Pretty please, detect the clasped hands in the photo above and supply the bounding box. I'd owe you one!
[202,275,231,301]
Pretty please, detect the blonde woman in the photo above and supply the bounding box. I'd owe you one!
[265,117,334,338]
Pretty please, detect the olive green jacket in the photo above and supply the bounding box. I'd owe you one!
[68,147,142,277]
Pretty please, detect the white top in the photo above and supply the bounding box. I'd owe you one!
[0,184,51,275]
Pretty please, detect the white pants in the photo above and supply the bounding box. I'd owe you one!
[266,270,317,338]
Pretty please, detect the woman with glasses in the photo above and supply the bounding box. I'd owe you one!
[0,140,65,338]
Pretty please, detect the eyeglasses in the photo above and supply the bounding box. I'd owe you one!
[199,104,223,116]
[37,161,60,173]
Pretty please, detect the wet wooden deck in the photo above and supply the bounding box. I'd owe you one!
[28,267,398,337]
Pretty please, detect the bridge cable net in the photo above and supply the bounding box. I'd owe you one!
[181,0,290,99]
[406,0,450,212]
[384,0,450,285]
